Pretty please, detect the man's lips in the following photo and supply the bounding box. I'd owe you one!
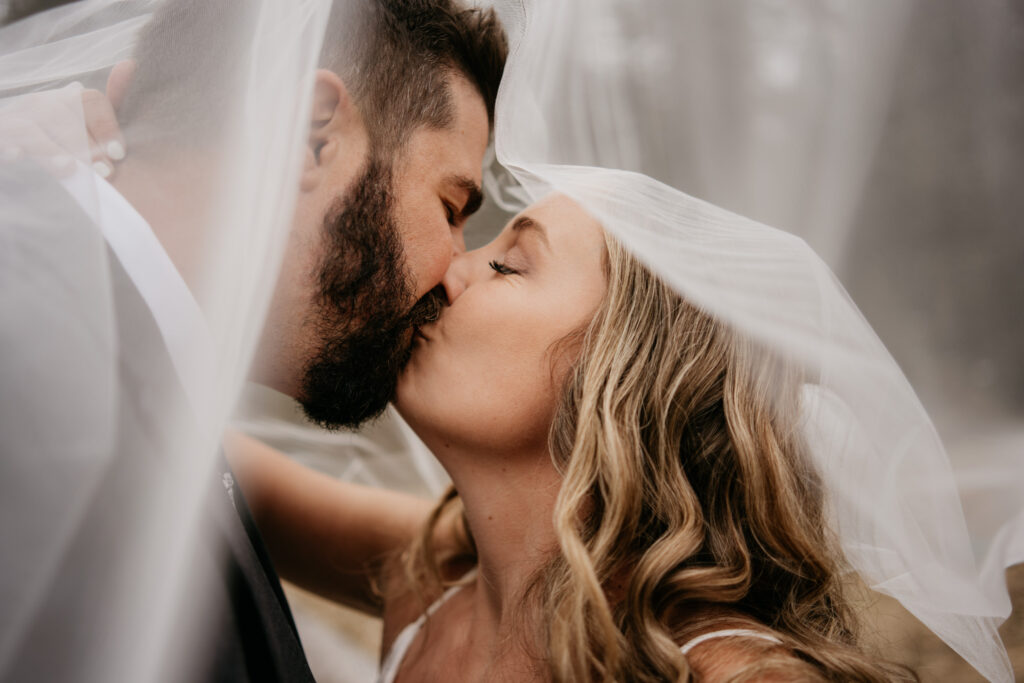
[413,319,441,342]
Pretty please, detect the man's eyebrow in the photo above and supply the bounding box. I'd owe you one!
[447,175,484,220]
[511,214,549,248]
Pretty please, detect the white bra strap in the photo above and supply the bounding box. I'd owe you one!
[680,628,783,655]
[378,582,469,683]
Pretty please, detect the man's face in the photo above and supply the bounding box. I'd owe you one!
[388,75,489,302]
[254,73,490,428]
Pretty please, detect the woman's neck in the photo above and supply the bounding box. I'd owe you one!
[441,443,562,651]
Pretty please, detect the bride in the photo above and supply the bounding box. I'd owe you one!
[228,193,913,682]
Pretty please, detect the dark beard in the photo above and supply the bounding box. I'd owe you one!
[298,158,443,430]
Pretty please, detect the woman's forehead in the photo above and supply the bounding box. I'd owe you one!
[512,194,605,252]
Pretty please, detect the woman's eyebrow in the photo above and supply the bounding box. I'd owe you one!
[511,215,550,249]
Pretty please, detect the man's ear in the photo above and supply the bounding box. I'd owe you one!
[301,69,360,192]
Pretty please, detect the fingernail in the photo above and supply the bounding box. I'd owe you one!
[105,140,125,161]
[92,160,112,178]
[0,146,21,162]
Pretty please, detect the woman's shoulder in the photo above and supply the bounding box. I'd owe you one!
[675,610,825,682]
[681,631,824,682]
[379,556,477,657]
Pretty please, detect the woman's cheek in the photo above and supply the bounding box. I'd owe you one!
[435,329,559,451]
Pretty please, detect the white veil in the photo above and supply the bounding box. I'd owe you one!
[1,0,1020,681]
[0,1,335,680]
[484,0,1022,680]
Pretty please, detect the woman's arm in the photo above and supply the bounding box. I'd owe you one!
[223,430,435,616]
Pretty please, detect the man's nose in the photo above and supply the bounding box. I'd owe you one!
[440,252,468,305]
[451,225,467,256]
[440,248,487,305]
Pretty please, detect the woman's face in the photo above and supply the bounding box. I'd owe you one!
[395,194,607,456]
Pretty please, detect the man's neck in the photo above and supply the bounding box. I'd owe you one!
[111,154,220,299]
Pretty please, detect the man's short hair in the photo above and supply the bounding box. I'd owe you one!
[322,0,507,155]
[118,0,506,158]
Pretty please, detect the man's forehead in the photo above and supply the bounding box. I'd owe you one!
[419,77,488,166]
[391,77,489,202]
[397,118,487,185]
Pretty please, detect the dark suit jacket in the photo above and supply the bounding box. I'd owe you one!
[0,162,316,683]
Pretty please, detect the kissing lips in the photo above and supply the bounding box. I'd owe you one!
[407,286,444,344]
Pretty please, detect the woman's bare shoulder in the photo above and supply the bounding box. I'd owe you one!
[379,559,431,656]
[379,555,477,657]
[683,633,825,682]
[673,607,824,683]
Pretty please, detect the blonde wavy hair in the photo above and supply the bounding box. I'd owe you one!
[404,234,913,682]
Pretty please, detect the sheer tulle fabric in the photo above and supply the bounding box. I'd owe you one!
[486,0,1021,680]
[0,1,332,680]
[0,1,1020,681]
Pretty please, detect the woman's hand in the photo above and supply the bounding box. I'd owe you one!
[77,84,128,179]
[0,60,132,179]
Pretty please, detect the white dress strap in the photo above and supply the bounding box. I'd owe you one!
[377,584,466,683]
[680,628,783,655]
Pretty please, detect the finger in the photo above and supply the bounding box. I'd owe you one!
[0,117,77,178]
[106,60,136,111]
[45,153,78,178]
[90,152,114,180]
[81,89,126,162]
[81,130,115,181]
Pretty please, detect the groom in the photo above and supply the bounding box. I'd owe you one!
[0,0,504,681]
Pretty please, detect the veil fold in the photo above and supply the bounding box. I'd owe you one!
[0,1,334,680]
[487,0,1022,680]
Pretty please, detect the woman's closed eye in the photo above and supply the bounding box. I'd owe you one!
[489,260,519,276]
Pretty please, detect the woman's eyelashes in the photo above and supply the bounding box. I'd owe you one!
[488,259,519,276]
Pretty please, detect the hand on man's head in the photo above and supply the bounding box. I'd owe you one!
[0,60,132,180]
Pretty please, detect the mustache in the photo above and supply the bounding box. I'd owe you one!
[404,285,446,328]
